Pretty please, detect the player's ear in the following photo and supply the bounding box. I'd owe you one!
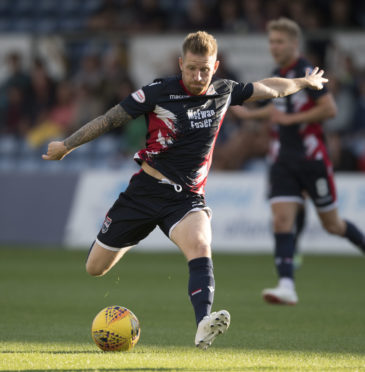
[179,56,183,71]
[213,60,220,74]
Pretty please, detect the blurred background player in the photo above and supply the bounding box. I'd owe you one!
[42,30,328,347]
[231,17,365,305]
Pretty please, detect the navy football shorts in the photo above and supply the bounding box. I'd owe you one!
[268,159,337,212]
[96,171,211,251]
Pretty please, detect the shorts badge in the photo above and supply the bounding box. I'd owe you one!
[102,216,112,233]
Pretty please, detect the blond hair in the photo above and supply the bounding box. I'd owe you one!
[182,31,218,57]
[267,17,302,40]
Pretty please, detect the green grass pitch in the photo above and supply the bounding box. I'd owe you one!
[1,247,365,371]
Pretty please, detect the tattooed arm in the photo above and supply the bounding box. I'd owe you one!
[42,104,132,160]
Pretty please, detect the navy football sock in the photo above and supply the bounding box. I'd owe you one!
[188,257,215,326]
[344,220,365,253]
[274,233,295,279]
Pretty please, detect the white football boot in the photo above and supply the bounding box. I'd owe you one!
[195,310,230,350]
[262,278,298,305]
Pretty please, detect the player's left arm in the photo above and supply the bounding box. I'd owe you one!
[270,93,337,126]
[246,67,328,102]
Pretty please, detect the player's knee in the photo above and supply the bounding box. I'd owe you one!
[85,260,107,277]
[193,240,211,257]
[273,214,293,232]
[321,220,342,235]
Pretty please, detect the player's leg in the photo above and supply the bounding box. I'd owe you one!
[262,201,300,305]
[170,210,230,349]
[317,208,365,253]
[272,201,300,280]
[293,203,306,269]
[171,210,214,325]
[86,241,133,276]
[85,172,158,277]
[304,159,365,253]
[170,209,212,260]
[263,161,303,304]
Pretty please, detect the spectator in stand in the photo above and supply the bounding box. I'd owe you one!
[28,58,56,127]
[71,83,104,132]
[27,81,76,147]
[0,52,31,127]
[1,52,31,94]
[179,0,220,31]
[213,115,270,170]
[326,131,358,171]
[216,0,245,33]
[45,81,76,136]
[325,73,356,134]
[286,0,310,29]
[329,0,359,29]
[351,74,365,170]
[87,0,122,31]
[324,72,359,171]
[135,0,167,32]
[240,0,266,32]
[352,75,365,134]
[1,85,31,136]
[73,53,105,94]
[212,53,270,170]
[102,42,130,105]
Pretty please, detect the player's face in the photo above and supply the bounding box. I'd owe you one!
[179,51,219,95]
[268,30,298,67]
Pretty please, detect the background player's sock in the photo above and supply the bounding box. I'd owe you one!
[344,220,365,253]
[293,208,306,269]
[274,233,295,280]
[294,207,306,247]
[188,257,215,326]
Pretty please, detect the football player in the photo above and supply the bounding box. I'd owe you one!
[43,31,328,346]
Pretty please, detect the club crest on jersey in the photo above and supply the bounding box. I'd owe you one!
[132,89,145,103]
[101,216,112,233]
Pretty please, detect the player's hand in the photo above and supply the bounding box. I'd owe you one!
[270,107,292,125]
[42,141,69,160]
[304,67,328,90]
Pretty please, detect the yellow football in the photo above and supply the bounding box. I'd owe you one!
[91,305,140,351]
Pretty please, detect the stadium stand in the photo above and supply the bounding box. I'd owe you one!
[0,0,364,172]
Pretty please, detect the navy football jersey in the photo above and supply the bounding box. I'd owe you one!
[269,57,330,163]
[120,75,253,194]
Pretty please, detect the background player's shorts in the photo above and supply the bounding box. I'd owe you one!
[96,171,211,251]
[268,159,337,212]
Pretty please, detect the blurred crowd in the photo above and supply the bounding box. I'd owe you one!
[86,0,365,33]
[0,43,144,171]
[0,0,365,172]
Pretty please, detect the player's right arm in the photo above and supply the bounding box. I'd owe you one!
[246,67,328,102]
[42,104,132,161]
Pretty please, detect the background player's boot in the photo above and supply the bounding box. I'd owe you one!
[195,310,230,350]
[262,285,298,305]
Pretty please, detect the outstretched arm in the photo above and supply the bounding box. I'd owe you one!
[42,104,132,160]
[246,67,328,102]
